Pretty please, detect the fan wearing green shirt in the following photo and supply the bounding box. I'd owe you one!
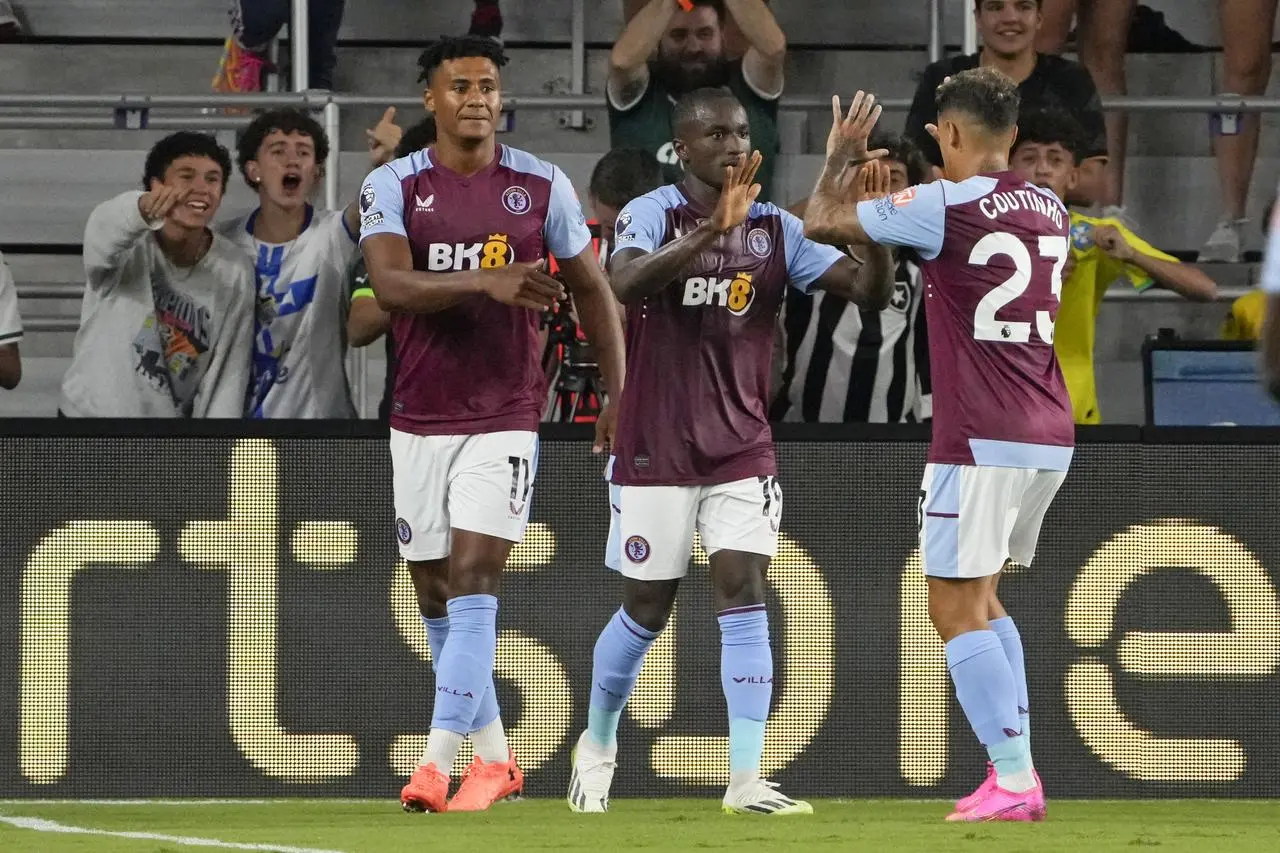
[608,0,786,202]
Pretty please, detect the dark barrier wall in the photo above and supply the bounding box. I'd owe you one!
[1,428,1278,799]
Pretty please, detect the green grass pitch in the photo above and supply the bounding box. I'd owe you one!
[1,799,1278,853]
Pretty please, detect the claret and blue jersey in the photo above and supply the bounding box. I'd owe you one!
[358,144,592,437]
[608,184,845,486]
[856,171,1076,470]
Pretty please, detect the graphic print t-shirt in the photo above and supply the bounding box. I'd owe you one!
[60,191,255,417]
[220,206,359,418]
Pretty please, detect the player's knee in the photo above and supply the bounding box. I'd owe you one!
[407,558,450,618]
[710,555,768,611]
[622,578,679,633]
[445,553,503,597]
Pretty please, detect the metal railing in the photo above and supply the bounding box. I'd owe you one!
[5,89,1280,414]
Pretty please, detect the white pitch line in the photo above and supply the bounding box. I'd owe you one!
[0,815,348,853]
[0,799,275,806]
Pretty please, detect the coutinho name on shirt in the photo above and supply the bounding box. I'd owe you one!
[857,172,1075,470]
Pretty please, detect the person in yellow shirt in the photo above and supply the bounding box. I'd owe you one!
[1010,110,1218,423]
[1221,201,1274,341]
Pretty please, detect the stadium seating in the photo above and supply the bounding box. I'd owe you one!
[0,0,1272,419]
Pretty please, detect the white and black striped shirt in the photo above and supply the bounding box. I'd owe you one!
[773,256,931,423]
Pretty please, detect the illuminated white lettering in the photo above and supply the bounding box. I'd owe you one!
[20,521,161,784]
[179,439,359,782]
[1065,519,1280,782]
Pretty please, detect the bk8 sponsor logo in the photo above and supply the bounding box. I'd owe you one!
[424,233,514,271]
[681,272,755,316]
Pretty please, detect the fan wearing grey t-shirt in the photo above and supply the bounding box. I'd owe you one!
[61,132,254,418]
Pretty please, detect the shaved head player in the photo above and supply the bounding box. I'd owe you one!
[566,87,894,816]
[359,35,626,814]
[804,69,1073,823]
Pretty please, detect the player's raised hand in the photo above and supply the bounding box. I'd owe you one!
[482,259,566,311]
[367,107,402,166]
[826,91,890,166]
[711,150,763,234]
[852,160,892,203]
[138,186,192,221]
[593,400,618,455]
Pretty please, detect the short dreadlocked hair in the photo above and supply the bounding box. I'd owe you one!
[416,35,509,85]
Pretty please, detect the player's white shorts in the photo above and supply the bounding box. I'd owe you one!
[918,463,1066,579]
[390,428,538,561]
[605,476,783,581]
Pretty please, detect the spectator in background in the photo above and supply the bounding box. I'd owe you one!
[587,147,665,248]
[220,106,401,418]
[905,0,1107,203]
[348,115,440,421]
[0,251,22,389]
[1201,0,1278,262]
[213,0,346,96]
[469,0,504,42]
[60,133,254,417]
[1260,195,1280,400]
[1036,0,1133,212]
[773,134,932,424]
[623,0,765,60]
[1222,199,1276,340]
[609,0,786,200]
[1010,110,1217,424]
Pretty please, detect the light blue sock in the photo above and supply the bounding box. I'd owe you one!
[990,615,1030,751]
[718,606,772,781]
[423,615,449,673]
[430,594,498,734]
[587,608,659,749]
[945,629,1028,780]
[422,614,503,735]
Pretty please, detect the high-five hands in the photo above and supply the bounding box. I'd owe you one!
[711,150,763,234]
[826,91,890,167]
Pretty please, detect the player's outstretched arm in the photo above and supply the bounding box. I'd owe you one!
[362,234,563,314]
[808,163,896,310]
[803,93,889,248]
[612,151,764,303]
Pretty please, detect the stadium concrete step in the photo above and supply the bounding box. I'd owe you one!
[0,45,1242,158]
[19,0,971,48]
[19,0,1268,48]
[0,41,1264,162]
[2,145,1269,254]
